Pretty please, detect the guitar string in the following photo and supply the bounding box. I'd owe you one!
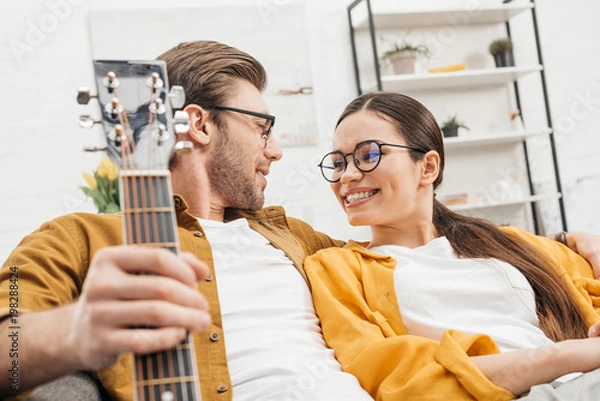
[114,71,199,400]
[149,76,195,401]
[145,83,165,401]
[114,85,150,400]
[158,78,195,400]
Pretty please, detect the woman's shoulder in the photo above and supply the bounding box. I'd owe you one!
[499,226,565,252]
[499,226,593,278]
[305,240,396,271]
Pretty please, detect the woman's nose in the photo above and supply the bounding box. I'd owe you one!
[339,158,363,184]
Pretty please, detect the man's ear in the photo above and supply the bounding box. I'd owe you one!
[420,151,440,186]
[183,104,212,145]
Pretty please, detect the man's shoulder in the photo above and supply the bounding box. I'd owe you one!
[25,212,124,249]
[46,211,122,231]
[226,205,310,229]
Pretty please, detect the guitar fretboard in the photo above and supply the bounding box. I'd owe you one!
[121,171,201,401]
[122,172,178,250]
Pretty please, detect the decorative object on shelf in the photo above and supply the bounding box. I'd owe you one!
[509,108,525,132]
[441,115,469,138]
[381,40,431,75]
[80,157,121,214]
[439,193,469,206]
[477,177,523,205]
[488,37,514,67]
[428,63,466,73]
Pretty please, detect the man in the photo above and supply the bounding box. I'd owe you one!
[0,40,371,401]
[0,40,598,401]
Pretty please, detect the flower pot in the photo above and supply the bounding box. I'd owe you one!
[388,51,416,75]
[442,125,459,138]
[492,50,515,67]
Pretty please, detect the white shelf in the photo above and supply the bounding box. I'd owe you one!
[365,65,543,92]
[353,4,533,29]
[444,128,552,149]
[448,193,561,212]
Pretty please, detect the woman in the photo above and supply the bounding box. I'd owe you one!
[305,92,600,400]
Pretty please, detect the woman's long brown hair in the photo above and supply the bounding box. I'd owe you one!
[337,91,588,341]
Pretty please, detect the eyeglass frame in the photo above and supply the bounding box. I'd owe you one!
[212,105,276,147]
[317,140,428,183]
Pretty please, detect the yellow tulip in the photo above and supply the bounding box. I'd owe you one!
[82,172,97,189]
[96,157,120,181]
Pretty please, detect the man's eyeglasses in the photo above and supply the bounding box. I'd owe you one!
[213,105,276,147]
[318,140,428,183]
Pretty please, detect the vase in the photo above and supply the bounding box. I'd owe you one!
[442,125,459,138]
[388,51,417,75]
[492,50,515,67]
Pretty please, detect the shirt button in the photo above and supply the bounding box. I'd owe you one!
[217,385,228,393]
[194,231,203,237]
[209,332,220,341]
[205,274,213,281]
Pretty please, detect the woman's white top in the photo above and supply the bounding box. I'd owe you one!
[369,236,555,352]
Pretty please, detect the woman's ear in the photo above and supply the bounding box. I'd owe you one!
[182,104,212,146]
[420,151,440,186]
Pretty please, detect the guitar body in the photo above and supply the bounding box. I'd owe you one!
[87,60,201,401]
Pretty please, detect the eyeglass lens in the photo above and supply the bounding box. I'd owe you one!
[320,141,382,182]
[213,105,275,147]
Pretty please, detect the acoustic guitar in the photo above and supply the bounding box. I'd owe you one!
[78,59,201,401]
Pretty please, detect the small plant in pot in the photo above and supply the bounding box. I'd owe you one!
[381,41,431,75]
[441,115,469,138]
[489,37,514,67]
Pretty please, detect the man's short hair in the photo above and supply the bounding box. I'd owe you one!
[157,40,267,112]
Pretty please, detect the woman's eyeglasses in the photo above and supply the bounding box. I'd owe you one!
[318,140,427,183]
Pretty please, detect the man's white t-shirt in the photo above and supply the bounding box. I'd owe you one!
[200,218,372,401]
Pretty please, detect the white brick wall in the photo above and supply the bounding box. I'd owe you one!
[1,0,599,262]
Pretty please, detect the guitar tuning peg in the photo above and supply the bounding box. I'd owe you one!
[105,98,123,119]
[149,98,166,115]
[77,87,97,105]
[147,72,164,91]
[174,140,193,155]
[83,146,108,153]
[173,110,190,134]
[108,124,125,147]
[78,115,101,129]
[157,123,170,144]
[102,71,119,93]
[169,85,186,110]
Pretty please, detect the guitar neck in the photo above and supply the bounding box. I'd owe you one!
[122,171,202,401]
[121,171,179,251]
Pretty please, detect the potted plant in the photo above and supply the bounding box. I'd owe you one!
[381,41,431,75]
[488,37,514,67]
[441,115,469,138]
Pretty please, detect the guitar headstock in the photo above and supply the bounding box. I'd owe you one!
[78,60,191,172]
